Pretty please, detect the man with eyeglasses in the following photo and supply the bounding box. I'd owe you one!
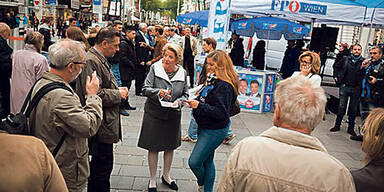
[330,44,365,136]
[351,46,384,141]
[29,39,103,191]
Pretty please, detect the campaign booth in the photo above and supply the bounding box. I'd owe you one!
[194,54,277,113]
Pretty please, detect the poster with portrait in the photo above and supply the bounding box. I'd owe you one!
[194,54,206,87]
[265,74,276,94]
[262,94,274,113]
[237,73,263,112]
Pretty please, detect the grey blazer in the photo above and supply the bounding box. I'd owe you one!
[142,60,189,118]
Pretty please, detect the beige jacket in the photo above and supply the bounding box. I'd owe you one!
[29,72,103,192]
[218,126,356,192]
[182,35,198,56]
[0,131,68,192]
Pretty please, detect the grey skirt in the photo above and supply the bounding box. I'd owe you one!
[138,108,181,151]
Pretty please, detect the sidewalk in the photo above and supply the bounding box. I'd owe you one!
[111,93,364,192]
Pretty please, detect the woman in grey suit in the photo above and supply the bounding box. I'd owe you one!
[138,43,188,192]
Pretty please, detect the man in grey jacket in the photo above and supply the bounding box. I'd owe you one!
[76,27,129,192]
[29,39,102,192]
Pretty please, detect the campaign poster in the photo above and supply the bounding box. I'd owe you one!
[262,94,274,113]
[265,74,276,93]
[237,73,263,112]
[194,55,206,87]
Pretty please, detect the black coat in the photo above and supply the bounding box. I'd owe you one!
[252,48,266,70]
[352,159,384,192]
[333,55,365,87]
[366,58,384,106]
[193,80,236,130]
[280,47,301,79]
[229,38,245,67]
[119,36,137,81]
[135,31,150,64]
[0,35,13,91]
[38,25,53,52]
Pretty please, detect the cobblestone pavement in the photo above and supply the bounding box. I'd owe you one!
[111,93,365,192]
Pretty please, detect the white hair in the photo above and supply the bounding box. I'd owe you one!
[164,26,170,31]
[49,39,85,69]
[138,23,147,31]
[274,75,326,131]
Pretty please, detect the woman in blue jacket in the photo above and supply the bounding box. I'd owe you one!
[185,50,239,192]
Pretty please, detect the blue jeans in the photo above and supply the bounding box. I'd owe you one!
[188,115,233,140]
[188,123,230,192]
[111,63,121,87]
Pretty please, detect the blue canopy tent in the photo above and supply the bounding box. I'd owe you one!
[231,17,310,40]
[176,10,209,27]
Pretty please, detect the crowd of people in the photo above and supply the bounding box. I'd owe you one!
[0,17,384,192]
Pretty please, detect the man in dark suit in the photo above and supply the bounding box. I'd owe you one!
[119,25,137,110]
[135,23,151,95]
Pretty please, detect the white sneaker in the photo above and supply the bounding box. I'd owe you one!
[198,185,204,192]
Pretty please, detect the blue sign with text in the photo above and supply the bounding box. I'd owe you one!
[271,0,327,15]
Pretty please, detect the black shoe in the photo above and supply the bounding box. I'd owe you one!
[330,126,340,132]
[120,109,130,116]
[148,181,157,192]
[162,176,178,190]
[347,129,358,137]
[126,103,136,110]
[350,135,363,141]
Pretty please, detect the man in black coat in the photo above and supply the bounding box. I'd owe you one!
[119,25,137,110]
[0,23,12,119]
[38,16,54,52]
[229,33,245,67]
[135,23,151,95]
[330,44,365,136]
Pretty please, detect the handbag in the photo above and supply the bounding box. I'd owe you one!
[230,98,240,117]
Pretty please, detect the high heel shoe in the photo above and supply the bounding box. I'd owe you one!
[148,181,157,192]
[161,175,178,190]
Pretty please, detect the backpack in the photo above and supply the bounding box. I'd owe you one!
[0,80,73,156]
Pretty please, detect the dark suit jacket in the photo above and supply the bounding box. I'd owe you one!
[0,35,13,91]
[119,36,137,81]
[135,31,150,64]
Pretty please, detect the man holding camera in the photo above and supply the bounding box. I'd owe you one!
[351,46,384,141]
[330,44,365,136]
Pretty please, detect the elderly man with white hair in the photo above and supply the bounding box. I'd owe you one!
[29,39,103,192]
[218,75,355,192]
[135,23,152,95]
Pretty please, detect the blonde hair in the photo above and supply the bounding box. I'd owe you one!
[163,43,183,64]
[298,51,321,74]
[362,108,384,165]
[206,50,239,95]
[275,75,326,131]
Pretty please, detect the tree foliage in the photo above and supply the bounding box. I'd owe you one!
[141,0,163,12]
[163,0,178,19]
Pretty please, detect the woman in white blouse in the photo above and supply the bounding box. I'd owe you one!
[291,51,322,86]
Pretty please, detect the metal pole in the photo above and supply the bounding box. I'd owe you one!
[177,0,180,16]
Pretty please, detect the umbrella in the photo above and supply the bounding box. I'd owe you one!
[231,17,310,40]
[177,10,209,27]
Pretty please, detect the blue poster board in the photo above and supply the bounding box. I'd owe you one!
[235,67,276,113]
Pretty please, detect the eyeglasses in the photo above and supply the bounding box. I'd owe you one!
[369,52,378,55]
[300,60,310,66]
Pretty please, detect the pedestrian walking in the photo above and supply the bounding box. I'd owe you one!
[182,28,198,87]
[185,50,239,192]
[138,43,188,192]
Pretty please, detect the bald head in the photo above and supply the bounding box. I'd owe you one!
[0,22,11,39]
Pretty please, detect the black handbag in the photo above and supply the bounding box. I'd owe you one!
[230,98,240,117]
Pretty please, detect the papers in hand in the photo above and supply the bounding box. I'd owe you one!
[188,84,204,100]
[160,100,179,108]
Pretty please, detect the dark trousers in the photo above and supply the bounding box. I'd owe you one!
[88,140,114,192]
[183,56,195,87]
[360,98,377,123]
[135,65,146,95]
[0,83,10,119]
[334,85,360,129]
[121,79,132,107]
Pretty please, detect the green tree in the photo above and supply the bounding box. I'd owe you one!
[141,0,163,12]
[163,0,178,19]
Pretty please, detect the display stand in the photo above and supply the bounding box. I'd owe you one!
[235,66,276,113]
